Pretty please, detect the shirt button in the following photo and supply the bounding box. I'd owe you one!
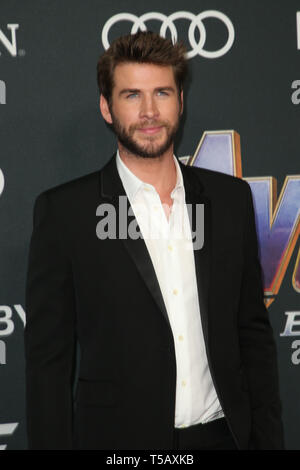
[178,335,184,341]
[181,380,186,387]
[173,288,178,295]
[168,245,173,251]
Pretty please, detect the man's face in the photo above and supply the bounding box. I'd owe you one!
[100,62,183,158]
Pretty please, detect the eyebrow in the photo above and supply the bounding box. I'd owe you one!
[118,86,176,96]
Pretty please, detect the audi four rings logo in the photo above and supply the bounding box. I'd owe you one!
[102,11,235,59]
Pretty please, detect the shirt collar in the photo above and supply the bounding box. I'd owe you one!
[116,150,184,202]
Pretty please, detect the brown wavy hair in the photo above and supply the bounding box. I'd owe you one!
[97,31,188,105]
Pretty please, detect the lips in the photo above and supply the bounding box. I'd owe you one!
[137,126,163,134]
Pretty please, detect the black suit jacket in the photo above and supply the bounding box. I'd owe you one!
[24,155,284,450]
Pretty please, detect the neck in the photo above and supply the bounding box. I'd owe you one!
[118,143,177,199]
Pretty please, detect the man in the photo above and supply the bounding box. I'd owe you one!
[25,31,284,450]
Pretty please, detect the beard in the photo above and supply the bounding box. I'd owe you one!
[109,109,180,159]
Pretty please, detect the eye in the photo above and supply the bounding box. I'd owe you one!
[157,90,168,96]
[126,92,139,99]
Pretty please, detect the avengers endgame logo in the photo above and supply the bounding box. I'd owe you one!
[185,131,300,308]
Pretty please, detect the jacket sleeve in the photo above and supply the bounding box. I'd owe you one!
[238,181,285,450]
[24,191,77,449]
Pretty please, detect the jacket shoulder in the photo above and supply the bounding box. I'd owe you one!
[35,155,116,207]
[39,169,100,201]
[184,163,250,196]
[31,168,103,230]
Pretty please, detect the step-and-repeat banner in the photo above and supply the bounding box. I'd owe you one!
[0,0,299,450]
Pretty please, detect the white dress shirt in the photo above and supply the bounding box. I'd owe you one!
[116,151,224,428]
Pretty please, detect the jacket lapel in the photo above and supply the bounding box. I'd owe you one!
[179,161,211,345]
[98,155,171,328]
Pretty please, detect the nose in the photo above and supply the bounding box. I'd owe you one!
[139,94,159,120]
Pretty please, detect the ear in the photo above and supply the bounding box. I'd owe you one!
[100,94,113,124]
[180,90,184,115]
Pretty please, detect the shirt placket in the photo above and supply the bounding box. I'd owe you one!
[169,199,193,427]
